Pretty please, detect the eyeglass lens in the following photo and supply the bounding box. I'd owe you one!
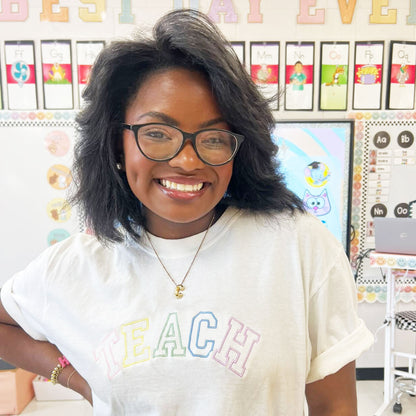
[136,124,237,165]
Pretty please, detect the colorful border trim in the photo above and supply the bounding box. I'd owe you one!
[348,111,416,303]
[0,110,76,121]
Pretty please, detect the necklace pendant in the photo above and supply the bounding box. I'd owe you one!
[175,284,185,299]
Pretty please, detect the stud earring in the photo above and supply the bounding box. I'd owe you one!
[116,163,122,170]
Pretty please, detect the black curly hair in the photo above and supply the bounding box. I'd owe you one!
[71,9,304,243]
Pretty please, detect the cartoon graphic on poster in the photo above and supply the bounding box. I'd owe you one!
[250,42,279,109]
[353,42,384,110]
[387,41,416,109]
[319,42,349,110]
[289,61,306,91]
[272,121,353,253]
[285,42,314,110]
[303,189,331,218]
[41,40,73,109]
[304,161,330,187]
[5,41,38,109]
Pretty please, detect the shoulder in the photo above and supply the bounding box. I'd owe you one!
[37,232,123,272]
[234,208,345,259]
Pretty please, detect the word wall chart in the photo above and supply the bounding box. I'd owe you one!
[350,112,416,303]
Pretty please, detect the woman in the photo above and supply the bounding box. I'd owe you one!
[0,9,372,415]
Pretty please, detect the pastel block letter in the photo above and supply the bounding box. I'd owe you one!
[95,331,122,379]
[0,0,28,21]
[40,0,69,22]
[207,0,238,23]
[188,312,217,358]
[214,317,260,377]
[79,0,105,22]
[369,0,397,24]
[121,319,150,367]
[153,313,186,358]
[297,0,325,24]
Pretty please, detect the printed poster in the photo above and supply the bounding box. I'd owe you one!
[250,42,279,110]
[285,42,314,110]
[353,41,384,110]
[76,41,105,106]
[41,40,73,109]
[5,41,37,110]
[319,42,349,110]
[230,42,245,65]
[0,61,3,110]
[387,41,416,110]
[272,121,353,255]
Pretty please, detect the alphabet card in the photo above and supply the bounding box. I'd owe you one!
[387,41,416,110]
[250,42,279,110]
[285,42,314,110]
[76,41,105,106]
[5,41,37,110]
[0,63,3,109]
[319,42,349,110]
[41,40,73,109]
[353,41,384,110]
[230,42,245,66]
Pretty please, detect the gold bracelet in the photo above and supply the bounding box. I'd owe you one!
[50,363,64,385]
[66,369,77,389]
[50,356,70,385]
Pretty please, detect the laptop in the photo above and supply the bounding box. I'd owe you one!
[374,217,416,255]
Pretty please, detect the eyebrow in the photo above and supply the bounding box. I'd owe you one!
[135,112,226,129]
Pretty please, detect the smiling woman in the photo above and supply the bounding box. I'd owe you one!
[0,9,373,416]
[121,68,234,237]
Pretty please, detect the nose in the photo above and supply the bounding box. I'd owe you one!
[168,140,205,171]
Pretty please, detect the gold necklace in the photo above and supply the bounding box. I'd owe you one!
[145,213,215,299]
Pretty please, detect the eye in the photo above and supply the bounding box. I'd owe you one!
[199,131,232,149]
[138,125,177,142]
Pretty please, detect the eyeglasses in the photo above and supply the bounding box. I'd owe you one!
[122,123,244,166]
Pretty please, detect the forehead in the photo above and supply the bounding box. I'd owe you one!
[125,68,225,129]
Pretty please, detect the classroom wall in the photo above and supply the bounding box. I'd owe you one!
[1,0,416,369]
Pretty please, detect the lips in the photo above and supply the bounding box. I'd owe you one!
[159,178,204,192]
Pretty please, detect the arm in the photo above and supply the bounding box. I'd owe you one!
[305,361,357,416]
[0,299,92,404]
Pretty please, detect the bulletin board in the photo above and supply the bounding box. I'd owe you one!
[349,111,416,303]
[272,120,354,256]
[0,111,80,287]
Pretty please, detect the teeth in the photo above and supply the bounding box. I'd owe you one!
[160,179,203,192]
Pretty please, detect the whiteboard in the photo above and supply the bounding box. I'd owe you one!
[0,112,80,287]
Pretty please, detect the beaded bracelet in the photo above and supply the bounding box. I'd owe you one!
[50,356,70,385]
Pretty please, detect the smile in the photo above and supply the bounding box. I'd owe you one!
[160,179,204,192]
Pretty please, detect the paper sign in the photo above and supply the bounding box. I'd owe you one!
[41,40,73,109]
[230,42,245,65]
[353,42,384,110]
[285,42,314,110]
[5,41,37,110]
[250,42,279,110]
[76,41,105,105]
[319,42,350,111]
[387,41,416,110]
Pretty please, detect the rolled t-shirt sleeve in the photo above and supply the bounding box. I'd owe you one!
[1,248,52,341]
[306,249,374,383]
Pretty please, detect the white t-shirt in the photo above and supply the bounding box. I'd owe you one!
[1,207,373,415]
